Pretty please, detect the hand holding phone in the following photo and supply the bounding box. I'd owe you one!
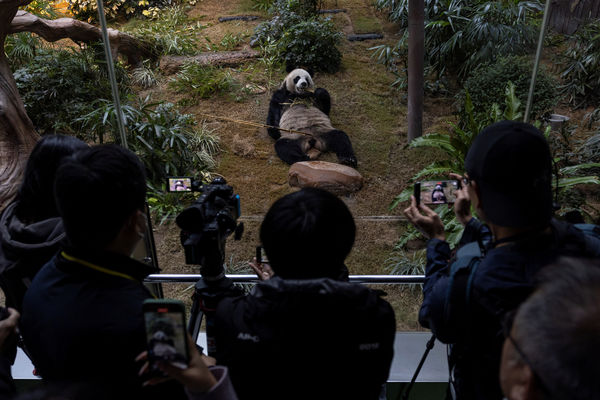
[449,173,473,226]
[250,246,274,281]
[143,299,189,370]
[137,332,217,393]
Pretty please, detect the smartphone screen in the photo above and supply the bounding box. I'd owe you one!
[256,245,269,264]
[415,180,460,206]
[143,299,189,369]
[167,177,193,192]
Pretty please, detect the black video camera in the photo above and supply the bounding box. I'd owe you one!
[175,177,243,280]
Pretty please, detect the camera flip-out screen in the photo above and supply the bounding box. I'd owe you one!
[168,177,193,192]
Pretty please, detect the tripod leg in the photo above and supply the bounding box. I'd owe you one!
[187,293,204,347]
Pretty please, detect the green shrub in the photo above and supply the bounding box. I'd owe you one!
[462,55,558,121]
[66,0,180,22]
[252,0,274,12]
[559,20,600,108]
[131,61,158,89]
[277,0,322,17]
[204,33,248,52]
[252,0,342,72]
[169,64,237,100]
[125,6,204,56]
[13,46,129,135]
[278,19,342,73]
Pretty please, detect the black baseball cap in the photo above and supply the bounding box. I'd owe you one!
[465,121,553,228]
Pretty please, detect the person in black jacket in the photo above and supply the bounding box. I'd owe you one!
[403,121,600,400]
[213,188,396,400]
[20,144,183,400]
[0,134,88,312]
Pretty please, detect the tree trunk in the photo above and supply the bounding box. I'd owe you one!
[0,6,156,209]
[9,11,156,66]
[0,0,39,210]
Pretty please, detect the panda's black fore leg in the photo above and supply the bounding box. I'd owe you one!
[322,130,357,168]
[275,138,310,165]
[313,88,331,116]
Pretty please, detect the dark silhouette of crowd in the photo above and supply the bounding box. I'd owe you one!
[0,120,599,400]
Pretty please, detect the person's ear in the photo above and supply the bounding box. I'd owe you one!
[471,180,482,206]
[134,209,147,238]
[505,363,537,400]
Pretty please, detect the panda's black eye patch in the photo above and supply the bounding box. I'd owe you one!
[293,76,301,84]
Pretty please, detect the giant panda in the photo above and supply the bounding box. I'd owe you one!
[266,68,357,167]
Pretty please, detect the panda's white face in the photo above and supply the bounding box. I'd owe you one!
[283,69,314,94]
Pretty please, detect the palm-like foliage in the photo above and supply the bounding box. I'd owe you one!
[373,0,542,80]
[560,20,600,109]
[76,97,220,185]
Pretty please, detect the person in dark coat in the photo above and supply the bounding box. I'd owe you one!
[213,188,396,400]
[404,121,600,400]
[0,134,88,312]
[20,144,183,400]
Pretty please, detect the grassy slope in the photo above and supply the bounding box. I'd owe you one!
[148,0,457,329]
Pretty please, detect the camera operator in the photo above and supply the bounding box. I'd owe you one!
[500,257,600,400]
[403,121,600,400]
[211,188,396,400]
[19,144,185,399]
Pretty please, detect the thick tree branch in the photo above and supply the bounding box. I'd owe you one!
[9,11,155,65]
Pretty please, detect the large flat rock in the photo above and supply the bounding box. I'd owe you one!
[288,161,363,195]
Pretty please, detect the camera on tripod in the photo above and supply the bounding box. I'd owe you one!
[171,176,244,280]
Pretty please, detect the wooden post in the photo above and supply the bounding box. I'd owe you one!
[407,0,424,142]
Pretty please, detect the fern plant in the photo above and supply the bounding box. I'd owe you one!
[169,64,236,101]
[385,249,426,291]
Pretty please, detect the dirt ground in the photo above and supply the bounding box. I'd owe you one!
[141,0,600,330]
[138,0,458,331]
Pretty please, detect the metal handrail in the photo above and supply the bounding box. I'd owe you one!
[145,274,426,284]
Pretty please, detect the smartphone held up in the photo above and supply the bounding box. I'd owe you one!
[143,299,189,370]
[414,180,460,206]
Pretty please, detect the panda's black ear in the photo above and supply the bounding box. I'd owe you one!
[285,63,295,73]
[305,67,314,78]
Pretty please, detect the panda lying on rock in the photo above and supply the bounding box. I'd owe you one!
[266,68,357,168]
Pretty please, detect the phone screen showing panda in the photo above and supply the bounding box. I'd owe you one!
[416,180,460,205]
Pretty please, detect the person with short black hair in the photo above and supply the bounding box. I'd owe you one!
[20,144,183,399]
[404,121,600,399]
[500,257,600,400]
[213,188,396,400]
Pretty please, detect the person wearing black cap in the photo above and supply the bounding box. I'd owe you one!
[404,121,600,400]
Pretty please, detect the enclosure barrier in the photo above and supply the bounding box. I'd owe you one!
[145,274,426,284]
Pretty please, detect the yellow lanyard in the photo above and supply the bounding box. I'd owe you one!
[61,251,139,282]
[61,251,158,299]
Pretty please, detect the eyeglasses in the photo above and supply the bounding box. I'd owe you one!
[501,310,554,398]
